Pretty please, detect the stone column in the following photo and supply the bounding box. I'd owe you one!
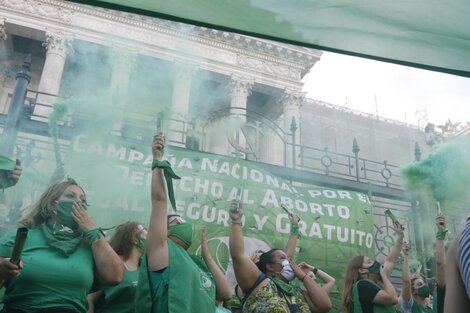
[224,76,253,157]
[280,89,305,168]
[167,63,195,147]
[0,18,13,112]
[109,49,136,135]
[35,30,73,117]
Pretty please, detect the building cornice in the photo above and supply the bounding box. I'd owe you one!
[1,0,320,77]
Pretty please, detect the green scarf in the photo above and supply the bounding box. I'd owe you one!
[151,160,181,211]
[41,219,83,256]
[270,277,297,297]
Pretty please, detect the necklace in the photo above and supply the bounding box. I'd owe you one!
[123,260,138,271]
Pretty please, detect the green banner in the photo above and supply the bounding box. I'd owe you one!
[65,133,375,311]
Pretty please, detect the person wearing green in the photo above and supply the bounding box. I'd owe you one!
[0,179,124,313]
[0,154,22,190]
[88,221,147,313]
[228,199,332,313]
[135,134,231,313]
[399,214,447,313]
[342,220,404,313]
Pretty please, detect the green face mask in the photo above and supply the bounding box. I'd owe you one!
[56,201,79,231]
[366,260,382,275]
[168,223,193,247]
[136,238,146,250]
[417,285,430,298]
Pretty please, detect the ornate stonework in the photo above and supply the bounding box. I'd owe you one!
[0,0,320,79]
[237,55,300,80]
[43,30,73,56]
[230,76,254,98]
[280,89,306,108]
[0,0,73,23]
[0,17,6,40]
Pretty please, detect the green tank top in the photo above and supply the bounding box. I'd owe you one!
[134,239,216,313]
[99,267,139,313]
[353,280,397,313]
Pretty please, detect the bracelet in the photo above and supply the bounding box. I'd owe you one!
[232,220,243,226]
[436,229,448,240]
[85,228,105,245]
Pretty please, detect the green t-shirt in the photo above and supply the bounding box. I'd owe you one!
[98,268,140,313]
[0,227,95,313]
[135,239,216,313]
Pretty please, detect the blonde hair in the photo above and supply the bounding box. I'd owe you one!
[19,181,84,227]
[342,255,365,313]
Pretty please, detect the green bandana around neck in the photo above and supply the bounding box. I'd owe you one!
[168,222,193,247]
[136,238,146,250]
[41,219,83,256]
[270,276,297,297]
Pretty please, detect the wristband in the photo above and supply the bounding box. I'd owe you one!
[290,221,301,238]
[232,220,243,226]
[436,229,448,240]
[85,228,105,245]
[151,159,181,211]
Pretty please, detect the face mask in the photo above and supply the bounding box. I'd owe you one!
[366,260,381,275]
[168,223,193,247]
[416,285,430,298]
[56,201,79,230]
[136,238,146,250]
[279,260,295,282]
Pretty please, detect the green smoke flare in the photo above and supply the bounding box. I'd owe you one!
[402,136,470,207]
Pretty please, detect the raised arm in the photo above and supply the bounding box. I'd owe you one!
[147,134,169,271]
[435,214,447,288]
[291,259,332,313]
[443,229,470,313]
[400,242,412,302]
[228,199,262,293]
[384,220,404,276]
[373,265,399,306]
[285,214,300,258]
[299,262,336,295]
[201,226,231,301]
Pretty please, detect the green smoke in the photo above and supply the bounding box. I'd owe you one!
[402,135,470,207]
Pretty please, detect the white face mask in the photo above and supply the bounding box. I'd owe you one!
[280,260,295,282]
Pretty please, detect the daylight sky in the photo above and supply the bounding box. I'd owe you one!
[302,52,470,128]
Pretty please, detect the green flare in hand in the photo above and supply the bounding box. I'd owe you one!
[402,136,470,207]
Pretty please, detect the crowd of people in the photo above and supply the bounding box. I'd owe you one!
[0,135,468,313]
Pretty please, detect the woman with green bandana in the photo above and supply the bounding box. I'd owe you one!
[399,214,447,313]
[88,221,147,313]
[135,134,231,313]
[342,220,404,313]
[0,179,124,313]
[228,199,332,313]
[0,155,22,190]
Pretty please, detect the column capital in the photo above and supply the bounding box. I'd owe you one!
[279,88,306,109]
[0,18,7,41]
[43,30,74,56]
[230,75,254,97]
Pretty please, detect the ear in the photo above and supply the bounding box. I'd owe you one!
[266,263,275,273]
[358,267,368,275]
